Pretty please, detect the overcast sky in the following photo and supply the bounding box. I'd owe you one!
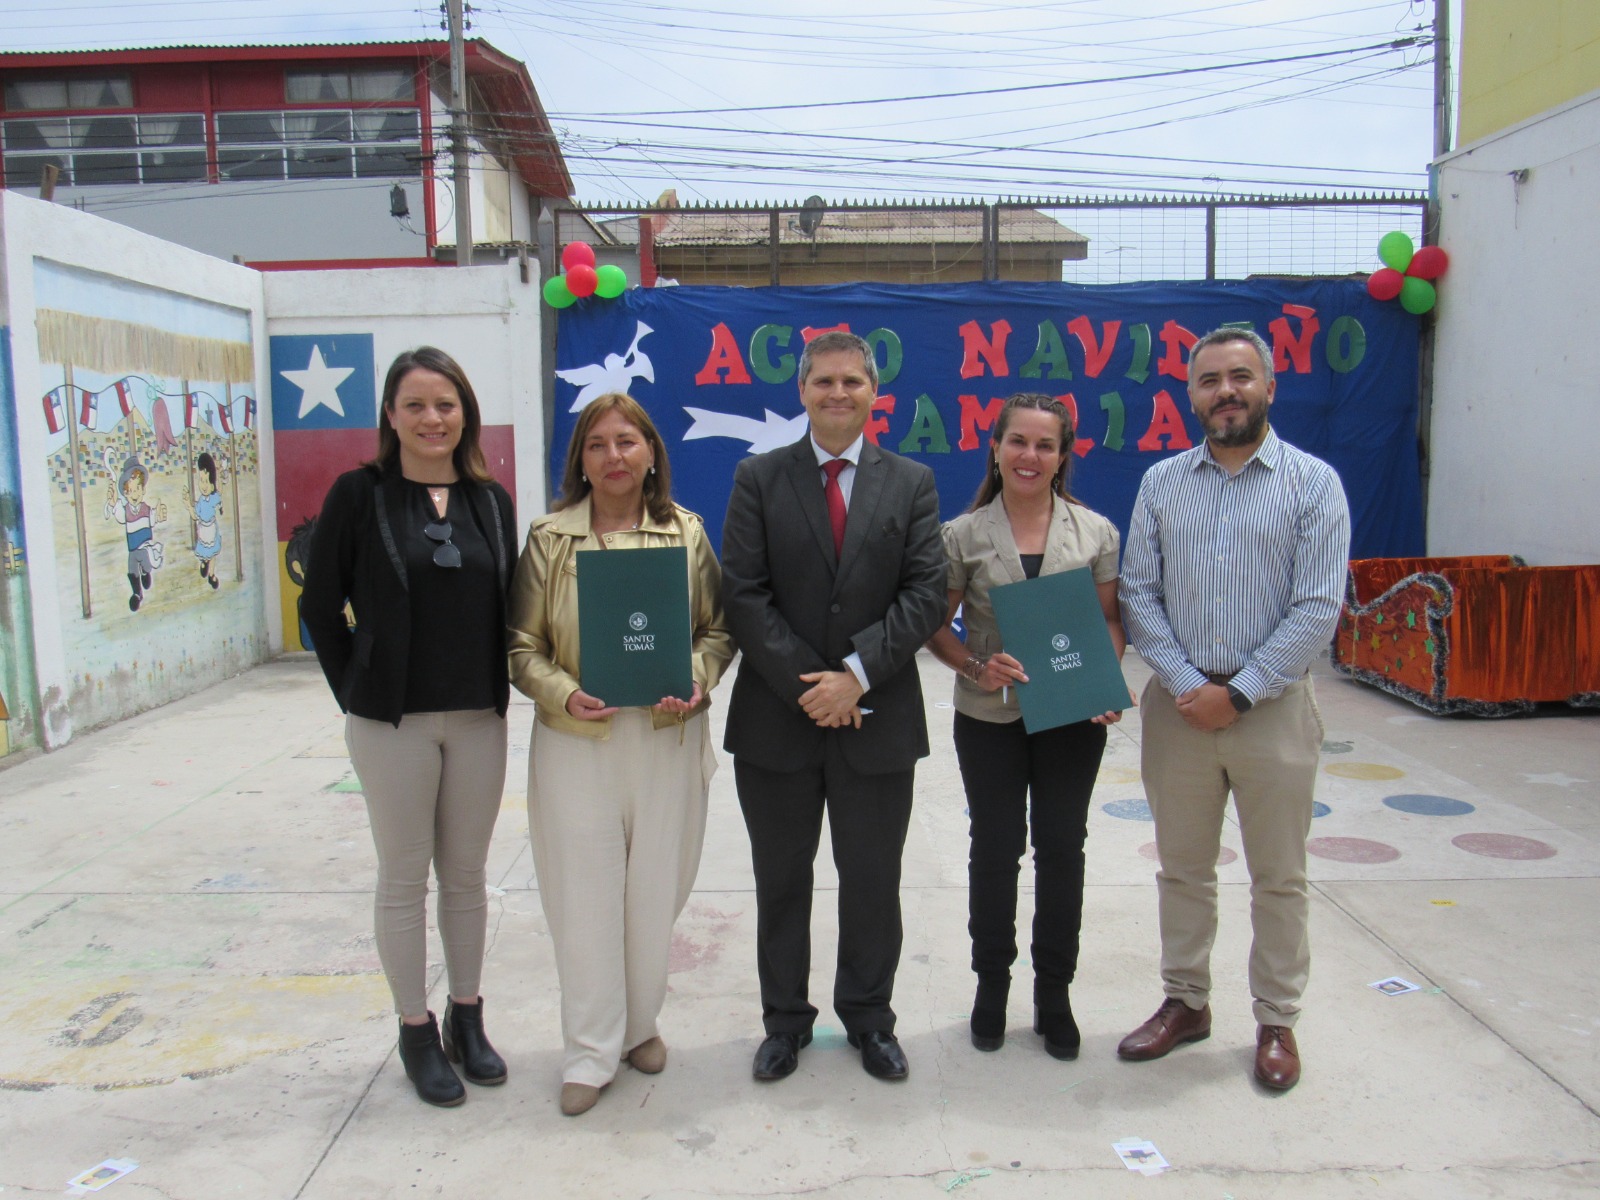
[4,0,1448,205]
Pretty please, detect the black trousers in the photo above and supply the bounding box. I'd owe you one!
[952,712,1106,985]
[735,741,915,1037]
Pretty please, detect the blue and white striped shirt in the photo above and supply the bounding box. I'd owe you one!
[1118,429,1351,703]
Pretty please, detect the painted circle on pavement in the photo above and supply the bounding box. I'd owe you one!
[1306,836,1402,863]
[1451,833,1558,860]
[1138,842,1237,866]
[1384,793,1475,817]
[1321,740,1354,754]
[1325,762,1405,781]
[1311,802,1331,818]
[1103,798,1152,821]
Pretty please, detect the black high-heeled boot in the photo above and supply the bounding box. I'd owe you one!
[1033,979,1081,1061]
[970,975,1010,1052]
[442,996,507,1085]
[398,1013,465,1106]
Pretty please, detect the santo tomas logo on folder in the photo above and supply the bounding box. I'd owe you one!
[576,545,694,708]
[987,565,1130,733]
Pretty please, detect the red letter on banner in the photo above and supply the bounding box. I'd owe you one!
[957,394,1004,450]
[1136,388,1194,451]
[957,320,1012,379]
[694,323,752,384]
[1066,316,1120,378]
[1157,320,1198,381]
[1269,304,1321,375]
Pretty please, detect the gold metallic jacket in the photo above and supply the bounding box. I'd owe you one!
[507,501,735,740]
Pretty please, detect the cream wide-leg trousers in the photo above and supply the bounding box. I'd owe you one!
[528,708,716,1087]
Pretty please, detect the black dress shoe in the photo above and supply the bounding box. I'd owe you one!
[847,1030,908,1081]
[442,996,507,1086]
[397,1013,465,1107]
[752,1031,811,1081]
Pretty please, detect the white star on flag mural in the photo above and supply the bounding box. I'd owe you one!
[281,345,356,419]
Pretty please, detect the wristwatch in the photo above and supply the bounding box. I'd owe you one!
[1226,684,1253,714]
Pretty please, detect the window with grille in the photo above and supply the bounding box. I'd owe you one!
[1,112,206,186]
[215,108,422,181]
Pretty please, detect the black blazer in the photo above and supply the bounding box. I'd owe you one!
[720,435,947,775]
[302,464,517,727]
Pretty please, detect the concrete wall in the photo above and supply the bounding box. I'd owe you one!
[1429,89,1600,564]
[0,191,276,755]
[263,262,546,651]
[49,179,430,265]
[1460,0,1600,144]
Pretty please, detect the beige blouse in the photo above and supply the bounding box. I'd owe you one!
[942,493,1120,723]
[507,501,735,740]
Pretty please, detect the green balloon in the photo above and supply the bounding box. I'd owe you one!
[543,275,577,309]
[1398,276,1436,314]
[594,263,628,299]
[1378,230,1414,272]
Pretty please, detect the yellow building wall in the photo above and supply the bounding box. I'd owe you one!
[1459,0,1600,144]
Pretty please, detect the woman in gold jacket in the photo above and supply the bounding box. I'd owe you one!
[508,392,734,1117]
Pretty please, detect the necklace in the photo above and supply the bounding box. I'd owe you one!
[427,485,448,511]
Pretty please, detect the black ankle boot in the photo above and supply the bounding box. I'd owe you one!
[970,975,1010,1051]
[398,1013,465,1106]
[442,997,507,1086]
[1033,980,1081,1061]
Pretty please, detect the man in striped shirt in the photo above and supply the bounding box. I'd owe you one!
[1116,325,1350,1092]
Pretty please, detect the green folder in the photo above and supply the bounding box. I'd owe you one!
[576,545,693,708]
[987,565,1130,733]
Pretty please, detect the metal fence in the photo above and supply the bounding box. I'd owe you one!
[562,193,1428,287]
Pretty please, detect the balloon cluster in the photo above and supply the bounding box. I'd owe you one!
[543,242,628,308]
[1366,232,1449,315]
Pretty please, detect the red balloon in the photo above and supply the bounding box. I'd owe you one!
[1366,268,1404,301]
[565,264,598,298]
[1406,245,1450,280]
[561,242,596,272]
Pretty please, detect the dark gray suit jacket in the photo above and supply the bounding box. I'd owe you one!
[721,434,947,775]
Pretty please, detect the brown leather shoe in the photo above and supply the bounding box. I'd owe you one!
[1116,998,1212,1061]
[1254,1024,1300,1090]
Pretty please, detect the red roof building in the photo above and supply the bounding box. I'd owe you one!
[0,41,572,268]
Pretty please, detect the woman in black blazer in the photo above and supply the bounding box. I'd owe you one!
[302,346,517,1108]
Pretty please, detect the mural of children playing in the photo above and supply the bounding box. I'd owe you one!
[103,456,166,611]
[184,452,224,590]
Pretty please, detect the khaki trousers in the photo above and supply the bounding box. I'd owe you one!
[528,709,715,1087]
[346,709,508,1019]
[1140,676,1324,1027]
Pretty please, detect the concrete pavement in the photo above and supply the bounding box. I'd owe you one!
[2,650,1598,1198]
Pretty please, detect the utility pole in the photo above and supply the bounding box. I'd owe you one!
[447,0,473,266]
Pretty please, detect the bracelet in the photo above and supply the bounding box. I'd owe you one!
[963,654,988,684]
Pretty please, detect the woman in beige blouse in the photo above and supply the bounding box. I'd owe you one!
[926,392,1129,1061]
[508,392,734,1116]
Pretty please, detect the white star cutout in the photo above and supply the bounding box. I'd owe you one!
[281,345,355,419]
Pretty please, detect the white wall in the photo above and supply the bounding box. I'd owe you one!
[262,262,546,530]
[1430,87,1600,564]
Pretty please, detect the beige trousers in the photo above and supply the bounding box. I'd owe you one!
[528,709,715,1087]
[1140,676,1325,1027]
[346,709,508,1019]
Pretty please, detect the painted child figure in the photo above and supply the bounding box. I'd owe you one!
[104,456,167,611]
[183,452,224,589]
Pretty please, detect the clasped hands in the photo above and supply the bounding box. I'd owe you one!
[1173,681,1237,731]
[565,680,704,721]
[798,669,865,729]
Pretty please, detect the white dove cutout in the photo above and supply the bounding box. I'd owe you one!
[557,321,656,411]
[682,407,811,455]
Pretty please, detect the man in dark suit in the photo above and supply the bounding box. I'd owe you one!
[721,330,947,1083]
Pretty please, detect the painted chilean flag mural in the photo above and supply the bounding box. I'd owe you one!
[552,279,1424,561]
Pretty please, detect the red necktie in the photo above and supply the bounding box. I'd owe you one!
[822,458,848,558]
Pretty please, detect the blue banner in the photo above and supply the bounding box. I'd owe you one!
[553,280,1422,560]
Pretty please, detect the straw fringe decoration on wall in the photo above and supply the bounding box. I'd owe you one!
[37,308,253,383]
